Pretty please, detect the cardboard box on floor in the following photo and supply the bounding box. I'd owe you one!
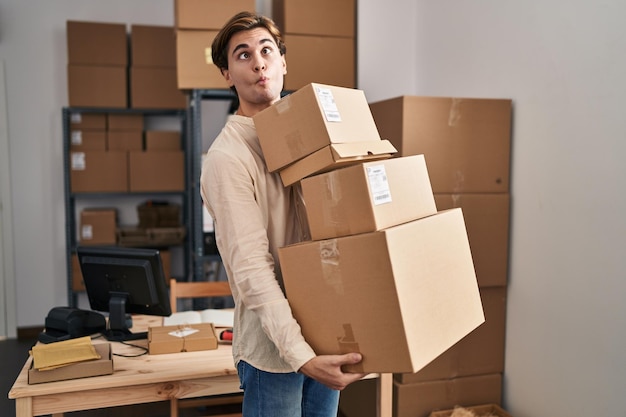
[430,404,513,417]
[28,343,113,384]
[278,208,484,374]
[301,155,437,240]
[369,96,512,193]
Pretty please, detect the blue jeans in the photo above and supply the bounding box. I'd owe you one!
[237,360,340,417]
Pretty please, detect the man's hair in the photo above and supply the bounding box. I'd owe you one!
[211,11,286,72]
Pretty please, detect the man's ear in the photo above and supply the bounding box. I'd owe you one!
[282,55,287,75]
[222,68,235,88]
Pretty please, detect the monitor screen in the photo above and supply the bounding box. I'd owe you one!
[77,246,171,342]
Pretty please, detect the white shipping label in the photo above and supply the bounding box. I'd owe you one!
[315,86,341,122]
[70,113,82,124]
[71,130,83,145]
[71,152,86,171]
[81,225,94,240]
[169,328,199,338]
[366,165,392,205]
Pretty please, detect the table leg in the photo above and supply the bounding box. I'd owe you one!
[376,373,393,417]
[14,397,33,417]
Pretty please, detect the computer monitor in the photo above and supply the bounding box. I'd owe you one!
[76,246,172,342]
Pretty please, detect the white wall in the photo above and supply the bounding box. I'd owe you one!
[1,0,625,416]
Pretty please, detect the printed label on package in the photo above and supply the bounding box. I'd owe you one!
[71,131,83,145]
[71,152,86,171]
[366,165,392,205]
[315,86,341,122]
[70,113,82,124]
[169,327,199,338]
[81,225,93,240]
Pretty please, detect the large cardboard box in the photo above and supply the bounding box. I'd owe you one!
[130,67,187,109]
[283,35,355,91]
[369,96,512,193]
[396,287,506,383]
[69,112,107,130]
[301,155,437,240]
[70,151,128,193]
[131,24,176,67]
[175,0,256,29]
[79,209,117,245]
[129,151,185,192]
[28,343,113,384]
[67,65,128,108]
[66,20,128,66]
[273,0,355,38]
[175,29,228,89]
[435,194,510,287]
[278,208,484,374]
[70,130,106,151]
[148,323,218,354]
[254,83,383,172]
[145,131,181,150]
[107,131,143,151]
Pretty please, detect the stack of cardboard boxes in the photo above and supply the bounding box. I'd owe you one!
[253,83,485,377]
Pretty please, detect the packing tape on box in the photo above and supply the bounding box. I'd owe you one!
[319,240,344,295]
[168,325,199,353]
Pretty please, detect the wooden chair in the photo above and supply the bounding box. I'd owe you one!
[168,278,242,417]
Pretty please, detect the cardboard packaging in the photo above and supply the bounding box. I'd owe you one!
[145,131,181,150]
[107,131,143,151]
[148,323,218,354]
[301,155,437,240]
[67,65,128,108]
[66,21,128,66]
[435,193,510,287]
[254,83,386,172]
[69,112,107,130]
[72,254,86,291]
[107,113,144,130]
[175,29,228,89]
[28,343,113,384]
[396,287,506,383]
[369,96,512,193]
[130,67,187,109]
[175,0,256,30]
[79,209,117,245]
[70,151,128,193]
[430,404,513,417]
[273,0,355,38]
[283,35,355,91]
[129,151,184,192]
[70,130,106,151]
[131,24,176,67]
[278,208,484,374]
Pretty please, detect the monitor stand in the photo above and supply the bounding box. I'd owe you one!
[106,293,148,342]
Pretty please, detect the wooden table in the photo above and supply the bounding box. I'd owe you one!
[8,316,392,417]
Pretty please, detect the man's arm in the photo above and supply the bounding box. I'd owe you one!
[299,353,367,391]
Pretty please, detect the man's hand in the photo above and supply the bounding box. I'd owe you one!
[299,353,367,391]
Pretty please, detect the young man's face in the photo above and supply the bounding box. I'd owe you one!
[222,27,287,117]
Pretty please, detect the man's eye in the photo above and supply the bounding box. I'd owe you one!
[262,47,272,55]
[238,52,250,59]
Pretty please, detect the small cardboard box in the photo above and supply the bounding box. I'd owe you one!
[278,208,484,374]
[175,29,228,89]
[72,254,86,291]
[253,83,384,172]
[66,20,128,66]
[67,65,128,109]
[131,24,176,67]
[70,130,107,151]
[28,343,113,384]
[430,404,513,417]
[369,96,512,193]
[301,155,437,240]
[130,67,187,109]
[107,131,143,151]
[79,209,117,245]
[148,323,218,354]
[70,151,128,193]
[283,35,355,91]
[107,113,144,131]
[129,151,184,192]
[273,0,355,37]
[145,131,181,150]
[69,112,107,130]
[175,0,256,29]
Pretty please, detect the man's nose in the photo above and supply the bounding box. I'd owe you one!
[253,56,266,71]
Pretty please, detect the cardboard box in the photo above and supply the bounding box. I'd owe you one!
[369,96,512,193]
[148,323,218,354]
[72,253,86,291]
[69,112,107,130]
[253,83,383,172]
[278,140,396,187]
[145,131,181,150]
[273,0,355,37]
[396,287,506,383]
[66,20,128,66]
[278,208,484,374]
[28,343,113,384]
[430,404,513,417]
[283,35,355,91]
[70,130,106,151]
[435,194,510,287]
[175,29,228,89]
[129,151,184,192]
[130,67,187,109]
[107,131,143,151]
[394,374,503,417]
[160,250,172,282]
[131,24,176,67]
[107,113,144,130]
[67,65,128,108]
[70,151,128,193]
[301,155,437,240]
[79,209,117,245]
[175,0,256,29]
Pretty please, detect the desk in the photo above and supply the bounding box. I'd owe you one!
[9,316,392,417]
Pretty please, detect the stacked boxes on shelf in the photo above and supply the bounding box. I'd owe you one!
[253,83,485,375]
[272,0,357,90]
[174,0,256,89]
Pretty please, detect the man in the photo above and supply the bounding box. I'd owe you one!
[200,11,365,417]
